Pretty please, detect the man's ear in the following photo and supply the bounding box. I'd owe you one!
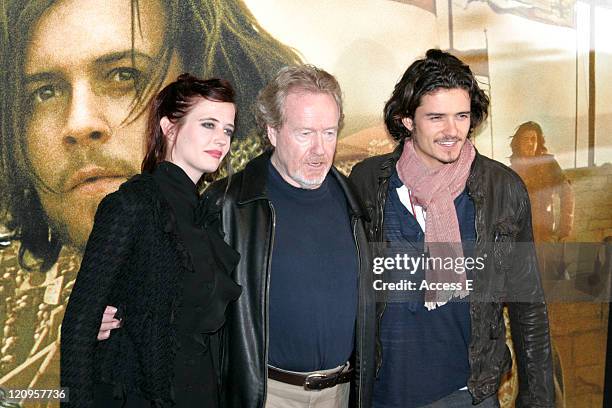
[160,117,175,141]
[401,117,414,132]
[267,125,278,148]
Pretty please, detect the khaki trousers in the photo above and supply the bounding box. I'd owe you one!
[265,365,350,408]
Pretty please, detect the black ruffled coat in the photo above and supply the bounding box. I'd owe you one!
[60,172,240,407]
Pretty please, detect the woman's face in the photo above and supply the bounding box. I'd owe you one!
[517,130,539,157]
[165,99,236,184]
[23,0,182,248]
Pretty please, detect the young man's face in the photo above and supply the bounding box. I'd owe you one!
[268,91,339,189]
[402,88,471,169]
[516,130,539,157]
[23,0,182,248]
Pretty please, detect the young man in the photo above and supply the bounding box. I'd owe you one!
[350,49,554,407]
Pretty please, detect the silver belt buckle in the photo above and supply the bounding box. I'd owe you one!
[304,373,326,390]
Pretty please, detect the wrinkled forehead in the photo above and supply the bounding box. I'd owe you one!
[282,91,340,125]
[25,0,166,76]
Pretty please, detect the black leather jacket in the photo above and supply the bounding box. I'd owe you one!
[199,152,376,408]
[348,145,554,407]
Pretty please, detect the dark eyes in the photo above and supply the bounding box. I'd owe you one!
[428,114,470,121]
[28,66,143,108]
[32,84,61,103]
[201,122,234,137]
[109,67,141,83]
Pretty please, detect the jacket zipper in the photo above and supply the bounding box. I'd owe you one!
[468,184,480,398]
[352,217,364,407]
[263,201,276,407]
[375,176,388,378]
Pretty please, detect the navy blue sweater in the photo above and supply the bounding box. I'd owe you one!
[373,171,475,407]
[267,163,358,372]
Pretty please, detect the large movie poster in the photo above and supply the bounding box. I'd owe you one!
[1,0,611,407]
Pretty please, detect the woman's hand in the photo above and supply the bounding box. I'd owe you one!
[98,305,122,340]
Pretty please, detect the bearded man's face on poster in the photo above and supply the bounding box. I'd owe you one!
[23,0,182,248]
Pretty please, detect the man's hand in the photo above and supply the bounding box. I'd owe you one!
[98,305,122,340]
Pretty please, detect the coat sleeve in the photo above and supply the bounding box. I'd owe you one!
[506,185,555,408]
[60,191,138,407]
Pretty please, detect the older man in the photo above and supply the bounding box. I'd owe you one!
[200,65,376,408]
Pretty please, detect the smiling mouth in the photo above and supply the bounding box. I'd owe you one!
[436,139,461,148]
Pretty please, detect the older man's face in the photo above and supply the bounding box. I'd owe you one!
[267,91,339,189]
[23,0,182,248]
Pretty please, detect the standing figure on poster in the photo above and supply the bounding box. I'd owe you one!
[509,121,575,280]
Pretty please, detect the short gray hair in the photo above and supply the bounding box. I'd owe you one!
[255,65,344,136]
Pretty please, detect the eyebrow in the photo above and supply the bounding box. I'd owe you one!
[424,111,471,117]
[24,50,155,84]
[297,126,339,131]
[24,71,58,85]
[94,50,154,65]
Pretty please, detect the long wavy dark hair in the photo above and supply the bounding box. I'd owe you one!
[510,121,549,159]
[384,48,490,143]
[0,0,301,270]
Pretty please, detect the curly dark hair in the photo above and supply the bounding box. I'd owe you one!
[384,49,489,142]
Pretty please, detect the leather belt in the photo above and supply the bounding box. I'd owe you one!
[267,364,353,391]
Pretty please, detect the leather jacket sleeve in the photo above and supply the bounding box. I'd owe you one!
[506,185,555,408]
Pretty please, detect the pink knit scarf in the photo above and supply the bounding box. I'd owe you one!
[396,139,476,310]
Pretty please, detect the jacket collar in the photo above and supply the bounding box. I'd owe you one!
[466,152,485,205]
[237,150,272,205]
[379,141,404,180]
[332,166,369,221]
[123,172,196,272]
[237,149,368,220]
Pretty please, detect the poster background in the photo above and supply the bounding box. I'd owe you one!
[1,0,611,407]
